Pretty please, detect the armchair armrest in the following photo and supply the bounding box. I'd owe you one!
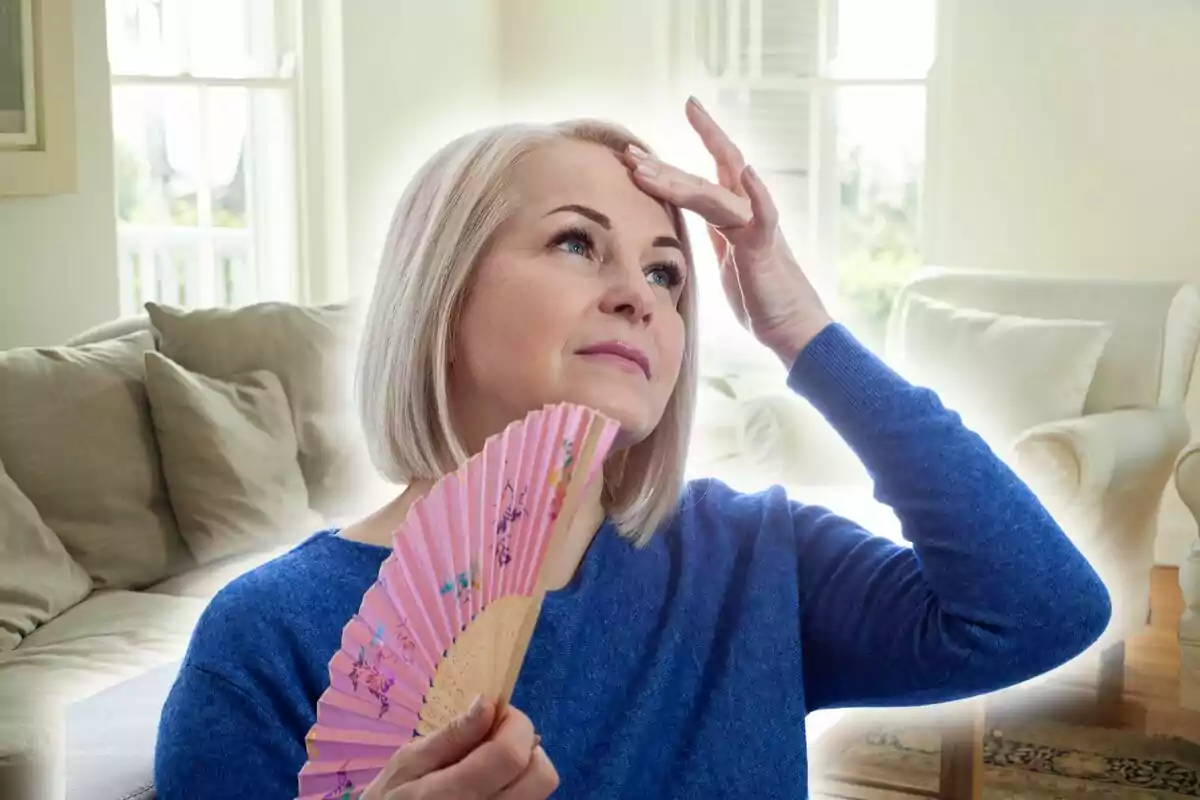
[1177,440,1200,523]
[1012,407,1191,506]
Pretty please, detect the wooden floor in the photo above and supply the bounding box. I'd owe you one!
[1108,565,1200,740]
[811,566,1200,798]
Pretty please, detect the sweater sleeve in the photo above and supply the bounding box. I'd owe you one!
[155,662,306,799]
[785,322,1111,712]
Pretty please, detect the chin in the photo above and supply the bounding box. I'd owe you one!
[558,385,663,449]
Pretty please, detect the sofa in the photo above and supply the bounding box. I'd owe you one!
[0,300,392,799]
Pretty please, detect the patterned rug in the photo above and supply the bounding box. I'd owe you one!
[822,722,1200,799]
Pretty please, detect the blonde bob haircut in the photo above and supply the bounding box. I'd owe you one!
[356,118,699,547]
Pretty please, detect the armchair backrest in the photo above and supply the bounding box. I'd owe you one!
[885,266,1200,414]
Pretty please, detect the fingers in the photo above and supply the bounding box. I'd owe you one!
[496,744,560,800]
[685,96,747,188]
[382,695,496,786]
[741,165,779,234]
[418,705,539,797]
[624,147,751,229]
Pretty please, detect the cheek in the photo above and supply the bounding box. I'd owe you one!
[655,310,688,385]
[458,275,577,374]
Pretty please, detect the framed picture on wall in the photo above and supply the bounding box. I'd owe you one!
[0,0,37,147]
[0,0,76,195]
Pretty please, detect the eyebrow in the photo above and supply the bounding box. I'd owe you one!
[546,204,684,252]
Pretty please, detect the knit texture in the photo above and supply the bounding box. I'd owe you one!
[154,322,1111,798]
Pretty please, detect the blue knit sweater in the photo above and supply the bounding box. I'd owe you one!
[154,322,1111,799]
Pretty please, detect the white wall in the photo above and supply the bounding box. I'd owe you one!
[497,0,676,126]
[924,0,1200,565]
[0,0,119,348]
[329,0,501,299]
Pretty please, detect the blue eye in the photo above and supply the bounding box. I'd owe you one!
[552,227,595,258]
[647,264,683,289]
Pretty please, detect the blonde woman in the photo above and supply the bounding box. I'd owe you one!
[154,98,1110,799]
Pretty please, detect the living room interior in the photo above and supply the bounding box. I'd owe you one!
[2,0,1199,798]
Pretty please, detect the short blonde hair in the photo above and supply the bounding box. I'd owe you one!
[356,119,698,546]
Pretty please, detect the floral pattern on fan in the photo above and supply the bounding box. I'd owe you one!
[348,645,396,720]
[493,481,527,568]
[547,436,576,521]
[295,402,621,800]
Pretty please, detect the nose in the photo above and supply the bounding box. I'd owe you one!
[598,264,655,324]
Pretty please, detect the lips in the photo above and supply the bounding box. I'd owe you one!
[576,341,652,378]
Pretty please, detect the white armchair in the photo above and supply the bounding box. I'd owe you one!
[1175,441,1200,707]
[885,267,1200,702]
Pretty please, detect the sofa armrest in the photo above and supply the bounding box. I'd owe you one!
[1177,440,1200,524]
[1012,407,1191,506]
[65,660,182,800]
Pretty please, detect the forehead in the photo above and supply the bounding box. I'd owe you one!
[512,139,678,233]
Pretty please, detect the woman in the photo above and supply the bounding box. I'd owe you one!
[154,98,1111,799]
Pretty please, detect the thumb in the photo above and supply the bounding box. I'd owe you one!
[402,695,496,777]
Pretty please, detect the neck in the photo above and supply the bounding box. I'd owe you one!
[340,470,608,591]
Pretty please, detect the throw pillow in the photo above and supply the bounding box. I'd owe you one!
[144,351,323,565]
[897,294,1115,446]
[145,300,376,520]
[0,331,191,590]
[0,455,92,651]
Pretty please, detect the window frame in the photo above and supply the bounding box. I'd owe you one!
[106,0,305,315]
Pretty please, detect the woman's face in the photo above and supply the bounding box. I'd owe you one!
[449,139,688,454]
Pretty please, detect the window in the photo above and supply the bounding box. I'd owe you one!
[105,0,301,315]
[684,0,936,350]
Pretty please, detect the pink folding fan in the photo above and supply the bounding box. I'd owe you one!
[295,402,620,799]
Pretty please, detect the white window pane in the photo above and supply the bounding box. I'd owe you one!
[695,0,821,79]
[187,0,251,76]
[244,86,299,301]
[830,0,936,80]
[112,85,201,226]
[206,87,248,228]
[714,86,811,171]
[834,86,926,347]
[106,0,186,75]
[214,238,255,306]
[760,0,821,78]
[188,0,294,77]
[158,242,201,306]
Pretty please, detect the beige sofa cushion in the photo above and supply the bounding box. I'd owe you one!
[0,332,191,590]
[0,457,92,652]
[897,294,1114,446]
[145,300,375,520]
[144,352,322,564]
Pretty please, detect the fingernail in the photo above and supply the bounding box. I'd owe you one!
[744,164,760,184]
[688,95,707,113]
[635,162,659,177]
[627,143,649,159]
[465,694,484,721]
[532,733,542,751]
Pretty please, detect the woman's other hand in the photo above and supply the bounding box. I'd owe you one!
[621,96,833,366]
[359,696,558,799]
